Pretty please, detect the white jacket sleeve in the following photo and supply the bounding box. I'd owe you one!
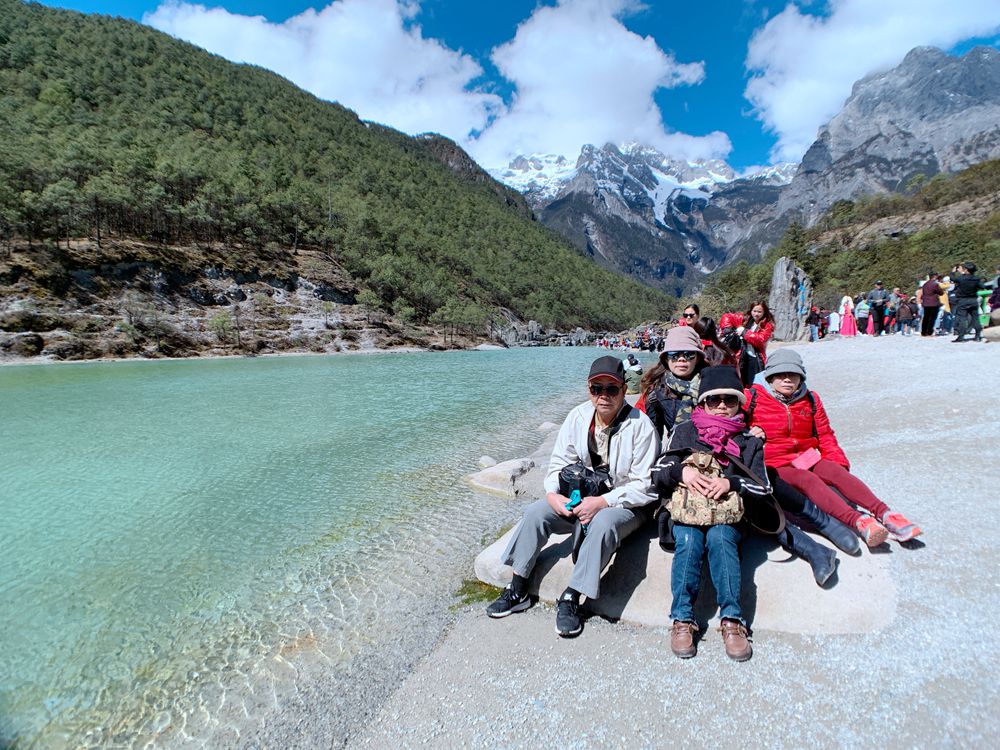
[603,411,660,508]
[543,405,585,496]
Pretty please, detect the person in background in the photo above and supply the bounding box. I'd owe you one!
[745,349,922,548]
[867,281,890,336]
[653,366,766,662]
[920,273,943,337]
[895,293,915,336]
[678,303,699,327]
[693,316,738,367]
[828,307,841,336]
[854,297,870,335]
[889,287,904,334]
[486,356,659,637]
[638,326,706,440]
[806,307,822,342]
[937,275,954,335]
[624,353,643,394]
[838,295,857,337]
[951,262,985,343]
[735,301,775,385]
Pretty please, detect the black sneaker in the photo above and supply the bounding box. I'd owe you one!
[554,593,583,637]
[486,584,531,618]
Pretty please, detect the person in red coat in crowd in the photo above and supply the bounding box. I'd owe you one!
[744,349,922,548]
[724,301,775,385]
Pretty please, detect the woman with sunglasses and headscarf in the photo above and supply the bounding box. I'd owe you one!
[637,326,706,441]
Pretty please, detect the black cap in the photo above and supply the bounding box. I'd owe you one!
[875,280,883,285]
[963,262,977,273]
[588,355,625,383]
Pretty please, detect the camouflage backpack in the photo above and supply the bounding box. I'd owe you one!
[664,451,743,526]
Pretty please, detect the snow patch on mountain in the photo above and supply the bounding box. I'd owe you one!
[493,154,577,201]
[492,143,796,218]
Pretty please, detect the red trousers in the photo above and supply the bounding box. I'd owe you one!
[776,459,890,527]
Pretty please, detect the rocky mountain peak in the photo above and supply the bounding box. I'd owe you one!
[778,44,1000,225]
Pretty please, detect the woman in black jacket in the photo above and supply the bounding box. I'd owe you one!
[653,367,767,662]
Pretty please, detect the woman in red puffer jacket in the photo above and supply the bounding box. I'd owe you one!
[745,348,922,548]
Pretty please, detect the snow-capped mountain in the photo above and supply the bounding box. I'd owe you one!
[491,142,795,293]
[488,45,1000,294]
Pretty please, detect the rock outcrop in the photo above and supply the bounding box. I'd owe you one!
[768,256,812,341]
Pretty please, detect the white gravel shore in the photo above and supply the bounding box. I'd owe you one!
[349,334,1000,749]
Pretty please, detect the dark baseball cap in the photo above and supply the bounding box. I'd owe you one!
[588,355,625,383]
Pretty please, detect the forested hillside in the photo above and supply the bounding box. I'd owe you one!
[0,0,670,355]
[695,159,1000,314]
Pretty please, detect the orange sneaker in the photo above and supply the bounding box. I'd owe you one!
[854,515,889,547]
[881,511,923,542]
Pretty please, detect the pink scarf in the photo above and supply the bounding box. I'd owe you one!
[690,408,745,463]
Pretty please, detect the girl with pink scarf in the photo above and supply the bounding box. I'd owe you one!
[652,366,770,662]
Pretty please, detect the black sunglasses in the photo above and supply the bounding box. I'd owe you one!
[682,312,696,318]
[704,394,740,408]
[666,351,698,361]
[589,383,622,397]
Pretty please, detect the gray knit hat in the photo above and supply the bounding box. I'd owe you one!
[761,348,806,380]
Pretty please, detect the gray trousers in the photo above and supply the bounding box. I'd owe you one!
[501,498,646,600]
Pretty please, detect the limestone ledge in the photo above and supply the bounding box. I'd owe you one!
[467,418,897,635]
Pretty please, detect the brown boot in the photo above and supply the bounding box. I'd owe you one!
[670,620,698,658]
[719,619,752,662]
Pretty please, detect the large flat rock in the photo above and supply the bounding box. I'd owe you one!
[475,521,897,635]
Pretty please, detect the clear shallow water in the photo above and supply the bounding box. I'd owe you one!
[0,348,607,747]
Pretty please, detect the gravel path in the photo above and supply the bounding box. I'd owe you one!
[349,334,1000,749]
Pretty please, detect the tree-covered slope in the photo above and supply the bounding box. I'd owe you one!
[0,0,670,331]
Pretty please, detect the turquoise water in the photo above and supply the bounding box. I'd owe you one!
[0,347,613,747]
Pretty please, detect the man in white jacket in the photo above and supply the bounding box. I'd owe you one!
[486,355,659,637]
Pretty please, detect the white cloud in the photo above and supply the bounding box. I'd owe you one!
[144,0,503,142]
[145,0,730,172]
[471,0,730,170]
[745,0,1000,163]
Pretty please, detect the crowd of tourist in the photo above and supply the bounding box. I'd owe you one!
[815,263,997,342]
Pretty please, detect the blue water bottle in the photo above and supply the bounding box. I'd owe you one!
[565,489,582,511]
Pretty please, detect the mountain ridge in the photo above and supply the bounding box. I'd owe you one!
[493,45,1000,293]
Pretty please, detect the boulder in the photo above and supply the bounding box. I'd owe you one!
[466,458,534,496]
[8,332,45,356]
[475,525,896,634]
[478,456,498,468]
[768,256,812,341]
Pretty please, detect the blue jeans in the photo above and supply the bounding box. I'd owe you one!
[669,523,743,623]
[809,324,819,342]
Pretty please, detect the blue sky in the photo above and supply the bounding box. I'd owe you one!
[38,1,1000,173]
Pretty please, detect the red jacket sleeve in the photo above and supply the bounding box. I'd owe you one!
[743,321,774,354]
[811,392,850,468]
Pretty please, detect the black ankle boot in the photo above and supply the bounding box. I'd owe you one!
[777,524,838,587]
[793,499,861,556]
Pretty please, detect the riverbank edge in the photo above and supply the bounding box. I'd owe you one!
[0,342,518,367]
